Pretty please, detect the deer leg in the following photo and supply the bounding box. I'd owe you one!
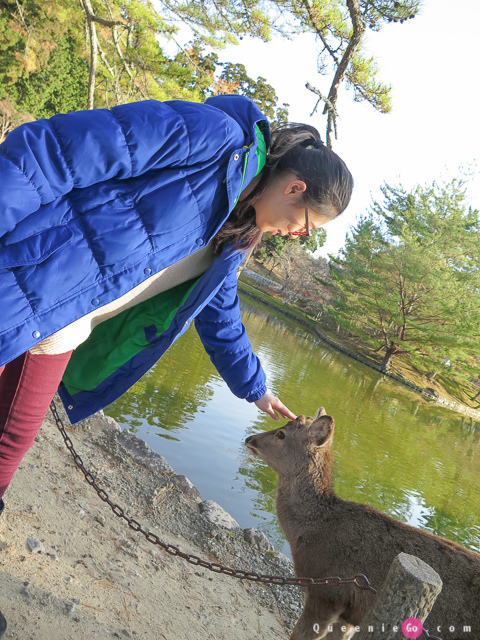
[290,600,342,640]
[325,618,356,640]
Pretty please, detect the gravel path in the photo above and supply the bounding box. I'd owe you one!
[0,399,303,639]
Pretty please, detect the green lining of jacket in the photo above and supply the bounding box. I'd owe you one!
[62,277,197,395]
[234,123,267,207]
[254,122,267,176]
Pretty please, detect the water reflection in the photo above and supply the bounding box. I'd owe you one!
[105,294,480,558]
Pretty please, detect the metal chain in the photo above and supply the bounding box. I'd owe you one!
[50,401,444,639]
[49,400,376,592]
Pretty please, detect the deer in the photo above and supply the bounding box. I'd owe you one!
[245,409,480,640]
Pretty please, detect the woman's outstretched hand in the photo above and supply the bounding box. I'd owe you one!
[254,392,296,421]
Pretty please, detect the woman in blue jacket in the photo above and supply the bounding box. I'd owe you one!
[0,95,352,630]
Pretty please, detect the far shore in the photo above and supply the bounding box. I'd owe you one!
[238,276,480,423]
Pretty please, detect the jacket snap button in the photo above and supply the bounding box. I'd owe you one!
[91,298,100,306]
[196,238,204,246]
[233,153,240,161]
[68,405,73,410]
[144,267,152,276]
[32,330,41,339]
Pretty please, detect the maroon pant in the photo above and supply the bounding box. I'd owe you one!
[0,351,72,499]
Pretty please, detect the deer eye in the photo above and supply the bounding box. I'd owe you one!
[276,430,286,440]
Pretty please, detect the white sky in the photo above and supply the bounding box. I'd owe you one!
[212,0,480,256]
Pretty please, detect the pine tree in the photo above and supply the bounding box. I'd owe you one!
[294,0,421,145]
[328,180,480,378]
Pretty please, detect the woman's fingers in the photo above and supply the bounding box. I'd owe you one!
[254,392,296,421]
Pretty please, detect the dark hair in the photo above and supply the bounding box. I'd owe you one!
[212,123,354,255]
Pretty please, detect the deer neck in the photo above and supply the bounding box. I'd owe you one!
[275,455,336,542]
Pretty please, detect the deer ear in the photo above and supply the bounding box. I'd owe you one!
[314,407,327,419]
[309,415,334,448]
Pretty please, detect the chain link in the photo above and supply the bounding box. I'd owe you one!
[49,400,376,592]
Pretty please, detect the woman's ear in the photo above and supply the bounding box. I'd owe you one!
[284,178,307,196]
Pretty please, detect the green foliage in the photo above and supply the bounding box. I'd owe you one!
[19,34,89,117]
[360,0,421,27]
[0,0,89,119]
[299,227,327,252]
[254,227,326,267]
[254,233,288,267]
[347,50,391,113]
[0,0,289,132]
[171,46,289,122]
[328,180,480,378]
[215,61,289,122]
[160,0,273,47]
[0,0,418,149]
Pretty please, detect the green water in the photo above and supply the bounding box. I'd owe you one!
[105,294,480,558]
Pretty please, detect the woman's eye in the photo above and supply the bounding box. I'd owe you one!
[276,431,285,440]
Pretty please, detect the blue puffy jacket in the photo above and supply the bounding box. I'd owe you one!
[0,95,270,422]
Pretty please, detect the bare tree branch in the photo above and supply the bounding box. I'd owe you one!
[88,14,128,28]
[79,0,97,109]
[305,82,338,147]
[301,0,341,65]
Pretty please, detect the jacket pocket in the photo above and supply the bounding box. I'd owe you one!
[0,224,73,268]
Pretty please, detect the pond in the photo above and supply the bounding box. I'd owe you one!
[104,294,480,559]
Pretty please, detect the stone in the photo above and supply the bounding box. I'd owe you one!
[116,431,174,475]
[424,387,440,400]
[275,553,295,571]
[199,500,240,531]
[171,475,202,501]
[0,539,11,552]
[64,601,76,614]
[26,538,44,554]
[243,527,275,552]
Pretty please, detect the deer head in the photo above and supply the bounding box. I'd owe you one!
[245,408,334,477]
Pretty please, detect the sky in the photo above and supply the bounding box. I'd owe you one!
[210,0,480,257]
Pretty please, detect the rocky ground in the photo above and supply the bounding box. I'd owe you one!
[0,398,304,640]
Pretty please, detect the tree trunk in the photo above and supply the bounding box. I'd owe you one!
[80,0,98,110]
[324,0,365,146]
[381,342,397,373]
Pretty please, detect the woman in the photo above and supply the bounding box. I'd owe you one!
[0,94,352,633]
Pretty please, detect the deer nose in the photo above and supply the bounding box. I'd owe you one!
[245,435,255,444]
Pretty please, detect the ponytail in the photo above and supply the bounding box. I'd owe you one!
[264,123,353,216]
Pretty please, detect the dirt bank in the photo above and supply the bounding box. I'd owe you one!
[0,399,303,639]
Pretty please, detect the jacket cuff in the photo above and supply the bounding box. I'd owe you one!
[245,384,268,403]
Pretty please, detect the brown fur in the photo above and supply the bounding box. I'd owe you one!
[245,410,480,640]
